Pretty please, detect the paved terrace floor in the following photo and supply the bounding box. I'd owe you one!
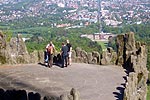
[0,63,126,100]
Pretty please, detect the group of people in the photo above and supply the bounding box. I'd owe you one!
[44,39,72,68]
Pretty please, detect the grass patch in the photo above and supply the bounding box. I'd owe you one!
[97,41,107,51]
[147,84,150,100]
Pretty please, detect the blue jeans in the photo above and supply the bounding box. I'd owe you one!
[62,55,68,67]
[44,51,48,62]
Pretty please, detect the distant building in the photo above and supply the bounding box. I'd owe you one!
[56,23,71,28]
[80,32,116,42]
[93,32,116,41]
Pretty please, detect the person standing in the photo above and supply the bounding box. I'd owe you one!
[61,42,68,68]
[66,39,72,66]
[46,41,55,49]
[46,41,55,68]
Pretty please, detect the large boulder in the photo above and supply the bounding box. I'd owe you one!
[74,47,85,63]
[60,88,80,100]
[71,50,76,63]
[0,33,44,65]
[124,72,147,100]
[101,47,117,65]
[87,52,93,64]
[70,88,80,100]
[116,34,125,65]
[92,51,100,64]
[72,47,101,64]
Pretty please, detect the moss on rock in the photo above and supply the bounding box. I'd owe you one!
[0,52,6,64]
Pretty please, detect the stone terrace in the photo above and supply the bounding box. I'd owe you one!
[0,63,126,100]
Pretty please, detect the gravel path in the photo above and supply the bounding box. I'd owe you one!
[0,63,126,100]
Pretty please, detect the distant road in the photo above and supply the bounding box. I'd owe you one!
[0,63,126,100]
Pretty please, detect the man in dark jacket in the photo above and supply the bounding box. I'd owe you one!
[61,42,68,68]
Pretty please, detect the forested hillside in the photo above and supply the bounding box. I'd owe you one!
[27,27,103,53]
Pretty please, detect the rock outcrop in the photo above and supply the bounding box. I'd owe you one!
[91,32,148,100]
[114,32,148,100]
[0,33,44,65]
[123,44,148,100]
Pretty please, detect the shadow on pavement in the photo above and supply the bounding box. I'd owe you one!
[0,88,41,100]
[0,88,59,100]
[113,75,126,100]
[38,54,63,68]
[38,62,47,67]
[38,62,63,69]
[113,86,125,100]
[0,72,59,100]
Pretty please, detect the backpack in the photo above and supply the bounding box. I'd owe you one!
[47,45,54,54]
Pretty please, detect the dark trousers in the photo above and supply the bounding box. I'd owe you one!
[48,53,53,67]
[62,55,68,67]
